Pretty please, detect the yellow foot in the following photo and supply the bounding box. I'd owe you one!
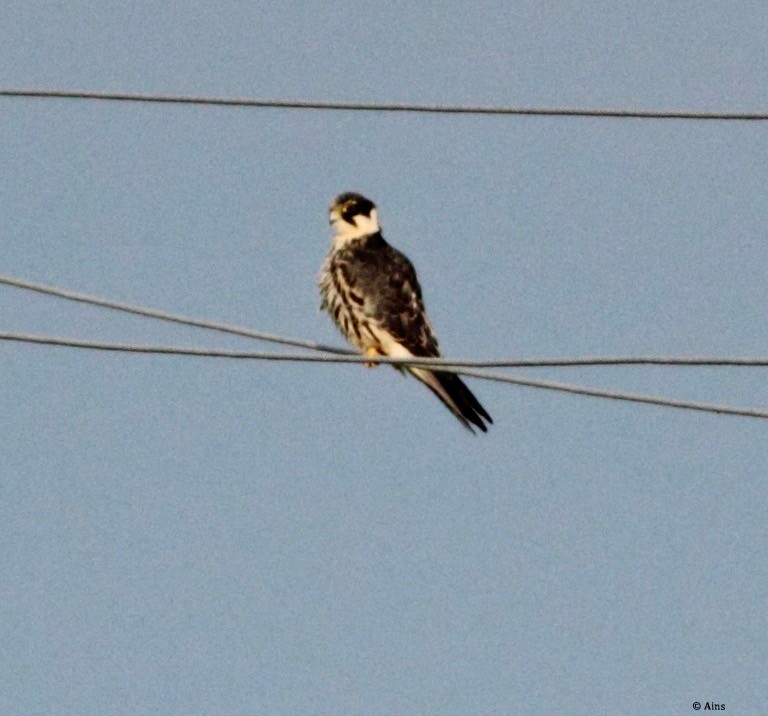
[364,347,382,368]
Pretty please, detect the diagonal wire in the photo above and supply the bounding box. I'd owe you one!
[3,276,768,367]
[0,274,352,355]
[456,367,768,420]
[3,275,767,418]
[1,331,767,421]
[1,88,767,121]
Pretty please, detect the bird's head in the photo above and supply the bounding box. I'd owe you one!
[329,192,380,242]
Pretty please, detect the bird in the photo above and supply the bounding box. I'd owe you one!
[318,192,492,433]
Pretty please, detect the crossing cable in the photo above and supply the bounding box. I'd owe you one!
[2,275,767,368]
[1,331,767,421]
[3,275,767,419]
[0,274,350,355]
[1,88,767,121]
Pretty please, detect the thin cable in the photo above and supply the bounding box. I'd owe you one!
[3,275,768,368]
[0,274,352,355]
[1,88,767,121]
[456,367,768,420]
[0,332,370,359]
[441,357,768,367]
[1,332,766,420]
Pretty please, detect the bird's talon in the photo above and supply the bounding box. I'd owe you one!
[364,348,381,368]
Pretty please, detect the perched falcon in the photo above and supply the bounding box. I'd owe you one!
[318,192,492,433]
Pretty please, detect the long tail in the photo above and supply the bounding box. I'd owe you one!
[411,367,493,433]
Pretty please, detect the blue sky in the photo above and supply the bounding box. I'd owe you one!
[1,2,767,713]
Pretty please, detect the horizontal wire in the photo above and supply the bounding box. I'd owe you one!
[1,330,767,367]
[0,332,375,360]
[457,357,768,367]
[1,331,767,420]
[1,88,767,121]
[2,275,767,368]
[3,274,767,418]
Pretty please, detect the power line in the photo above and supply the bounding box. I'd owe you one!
[1,331,767,421]
[2,330,766,368]
[1,88,767,121]
[0,274,351,355]
[3,275,767,419]
[3,275,767,368]
[456,367,768,420]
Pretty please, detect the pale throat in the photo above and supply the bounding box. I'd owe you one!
[331,209,380,249]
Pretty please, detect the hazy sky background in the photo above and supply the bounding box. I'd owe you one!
[1,2,767,713]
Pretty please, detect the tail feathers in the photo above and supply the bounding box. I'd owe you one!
[413,368,493,433]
